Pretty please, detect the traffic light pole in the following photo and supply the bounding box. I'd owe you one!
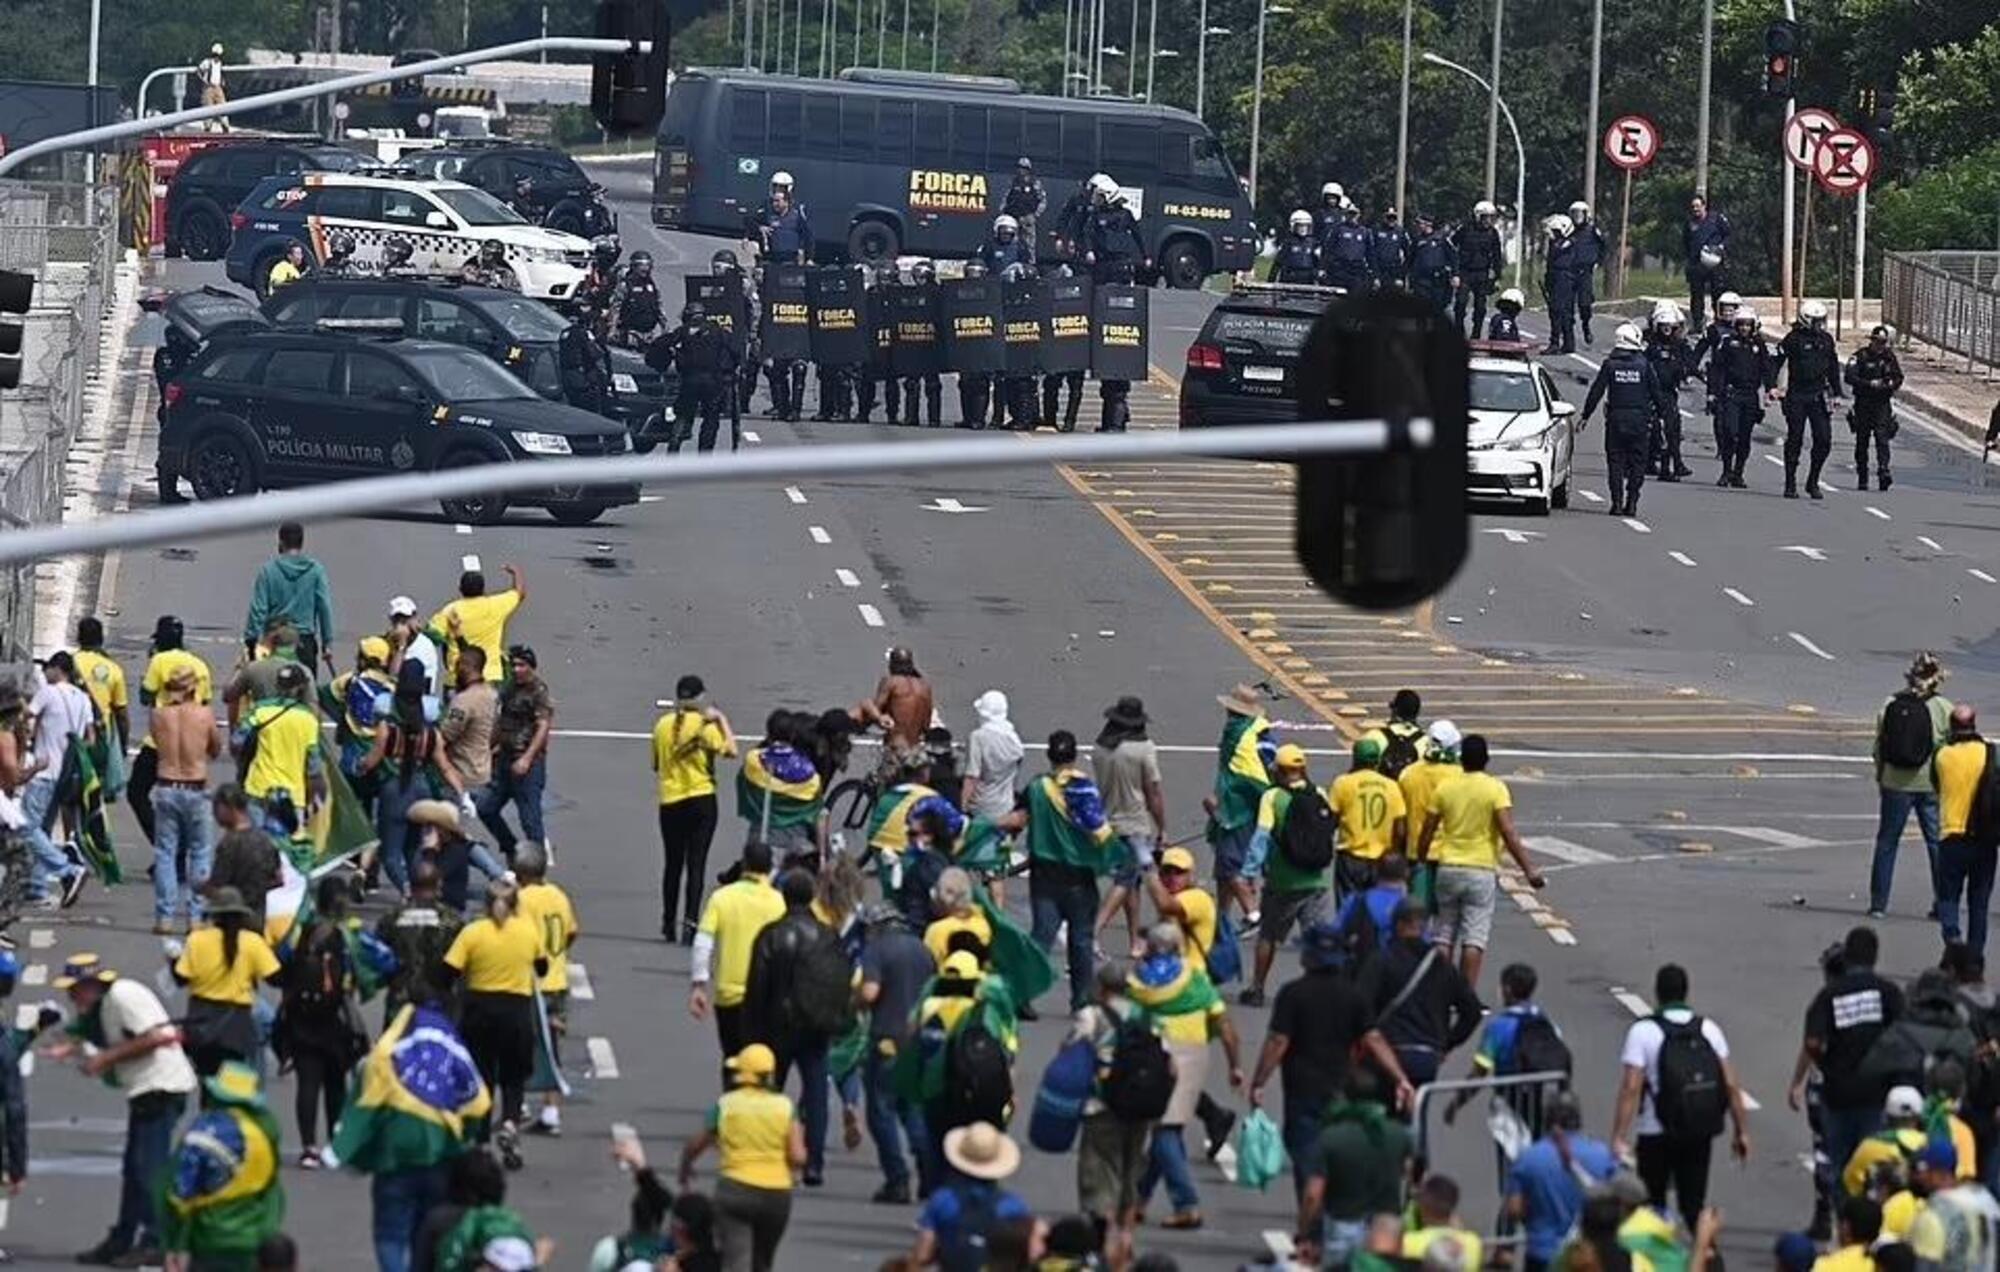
[0,37,652,179]
[1778,0,1795,323]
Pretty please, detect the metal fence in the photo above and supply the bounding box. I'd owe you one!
[1881,250,2000,383]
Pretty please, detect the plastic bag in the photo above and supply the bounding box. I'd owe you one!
[1236,1108,1286,1191]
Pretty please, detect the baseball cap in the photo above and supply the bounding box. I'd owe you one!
[358,636,392,664]
[1773,1233,1818,1272]
[1426,719,1462,753]
[1273,742,1308,769]
[1160,846,1196,874]
[1885,1085,1925,1118]
[1354,730,1387,764]
[941,951,981,981]
[387,595,418,619]
[481,1236,539,1272]
[1917,1139,1959,1174]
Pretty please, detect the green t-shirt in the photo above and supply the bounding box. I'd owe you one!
[1259,783,1328,895]
[1312,1107,1413,1222]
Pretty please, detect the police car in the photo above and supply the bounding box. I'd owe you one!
[223,171,593,301]
[1465,344,1579,516]
[157,324,639,526]
[1177,283,1328,428]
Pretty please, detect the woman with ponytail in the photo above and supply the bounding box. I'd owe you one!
[443,877,546,1170]
[172,886,282,1076]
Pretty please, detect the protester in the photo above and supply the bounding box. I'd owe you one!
[150,663,221,932]
[1504,1091,1617,1272]
[477,646,555,863]
[1328,732,1406,904]
[912,1122,1032,1272]
[376,859,466,1018]
[691,839,787,1069]
[1068,961,1153,1248]
[1239,743,1330,1008]
[1025,731,1118,1013]
[172,885,283,1076]
[678,1043,806,1272]
[513,841,578,1137]
[592,1132,675,1268]
[655,676,737,943]
[1128,923,1241,1229]
[242,521,334,671]
[1293,1067,1415,1267]
[431,565,527,685]
[1416,734,1543,987]
[1091,695,1166,954]
[744,869,848,1185]
[362,661,464,897]
[1872,652,1953,920]
[1792,926,1905,1197]
[1934,705,1993,952]
[162,1062,287,1270]
[1368,898,1482,1088]
[444,878,547,1170]
[280,875,366,1166]
[859,901,939,1203]
[1203,683,1274,929]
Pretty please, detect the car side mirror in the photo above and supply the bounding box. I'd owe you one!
[387,383,428,406]
[1550,400,1576,418]
[425,210,450,229]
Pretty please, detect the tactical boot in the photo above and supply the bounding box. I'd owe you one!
[1879,470,1893,491]
[1784,467,1799,498]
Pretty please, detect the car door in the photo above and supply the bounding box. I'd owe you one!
[248,346,347,480]
[311,186,383,269]
[1538,365,1574,479]
[339,350,431,473]
[379,187,460,274]
[412,293,502,361]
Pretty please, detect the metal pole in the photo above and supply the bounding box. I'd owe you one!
[1145,0,1158,102]
[821,0,833,75]
[878,0,888,66]
[1063,0,1075,94]
[1616,167,1632,298]
[1394,0,1412,218]
[930,0,939,70]
[1583,0,1602,209]
[1694,0,1713,195]
[794,0,804,76]
[901,0,909,66]
[747,0,757,69]
[463,0,471,49]
[1127,0,1139,96]
[540,5,549,62]
[1422,53,1524,289]
[1248,0,1268,213]
[1777,0,1795,322]
[1195,0,1209,115]
[1854,183,1868,317]
[1093,0,1104,92]
[85,0,101,208]
[1483,0,1503,200]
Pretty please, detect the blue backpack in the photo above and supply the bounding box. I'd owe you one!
[1204,912,1244,986]
[1030,1036,1095,1152]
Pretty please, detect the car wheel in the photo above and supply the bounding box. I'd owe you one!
[1159,239,1208,290]
[549,502,610,526]
[847,219,900,265]
[547,208,584,237]
[180,206,229,261]
[186,429,259,500]
[436,449,509,525]
[1551,477,1570,510]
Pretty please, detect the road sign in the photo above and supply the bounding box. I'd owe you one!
[1783,108,1840,171]
[1603,115,1660,172]
[1813,127,1876,195]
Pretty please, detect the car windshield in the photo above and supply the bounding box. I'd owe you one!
[1211,311,1314,352]
[1469,368,1542,412]
[475,296,571,341]
[308,149,368,171]
[433,187,527,227]
[405,347,538,400]
[435,114,491,138]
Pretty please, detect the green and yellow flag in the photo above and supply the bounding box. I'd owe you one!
[330,1003,492,1175]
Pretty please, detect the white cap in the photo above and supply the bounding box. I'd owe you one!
[1885,1085,1925,1119]
[1426,719,1462,752]
[388,595,418,619]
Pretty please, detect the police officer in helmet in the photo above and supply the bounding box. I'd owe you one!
[610,250,665,348]
[381,235,419,277]
[855,261,901,425]
[1774,298,1842,499]
[903,259,945,427]
[1312,181,1347,243]
[1452,200,1504,338]
[1040,262,1085,434]
[979,215,1033,277]
[1567,200,1608,345]
[1583,322,1676,517]
[1487,288,1525,343]
[1370,208,1411,291]
[511,176,541,222]
[462,239,520,291]
[1644,301,1695,480]
[321,230,359,278]
[748,174,811,265]
[1705,307,1774,488]
[1541,213,1579,356]
[1082,174,1142,435]
[1692,289,1742,371]
[577,237,622,327]
[955,258,998,429]
[1321,200,1374,294]
[1408,212,1458,314]
[1844,323,1905,491]
[1000,158,1047,259]
[713,250,762,419]
[654,301,740,453]
[1273,211,1320,285]
[559,299,615,416]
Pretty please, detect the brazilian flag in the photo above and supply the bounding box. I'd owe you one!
[735,744,824,832]
[54,741,120,885]
[302,766,378,876]
[331,1003,492,1174]
[975,894,1057,1007]
[865,783,940,856]
[1023,770,1116,873]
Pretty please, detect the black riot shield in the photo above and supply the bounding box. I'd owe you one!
[889,283,941,378]
[807,265,869,365]
[940,276,1005,376]
[759,263,812,361]
[1040,275,1092,375]
[1090,283,1150,380]
[685,273,750,358]
[868,285,896,371]
[1002,276,1048,377]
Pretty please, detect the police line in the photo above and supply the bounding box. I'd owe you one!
[0,420,1434,565]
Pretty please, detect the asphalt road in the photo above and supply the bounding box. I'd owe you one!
[6,167,1996,1267]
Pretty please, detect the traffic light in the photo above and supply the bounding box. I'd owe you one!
[0,269,32,392]
[1763,19,1800,98]
[1292,290,1469,611]
[591,0,670,136]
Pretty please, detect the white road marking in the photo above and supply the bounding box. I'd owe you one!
[858,603,886,627]
[1971,569,1997,584]
[834,568,861,588]
[587,1036,620,1079]
[742,430,761,443]
[1568,352,1602,371]
[454,524,472,535]
[1918,536,1943,551]
[807,525,832,544]
[1611,989,1654,1018]
[28,930,53,949]
[1865,505,1891,520]
[1668,551,1698,567]
[1763,454,1785,468]
[1778,545,1828,561]
[1722,587,1756,607]
[1577,489,1606,504]
[1548,928,1578,945]
[1712,825,1828,850]
[568,962,594,1001]
[1788,631,1838,661]
[1525,836,1618,866]
[21,964,45,986]
[1621,518,1651,534]
[639,494,664,503]
[922,496,990,514]
[784,486,807,504]
[1484,528,1543,544]
[1263,1232,1297,1263]
[461,554,482,573]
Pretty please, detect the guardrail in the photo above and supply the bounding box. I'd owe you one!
[1881,250,2000,383]
[1409,1069,1573,1253]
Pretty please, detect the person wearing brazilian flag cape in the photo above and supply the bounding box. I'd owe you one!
[734,715,826,864]
[1024,730,1120,1015]
[160,1061,287,1271]
[1127,922,1243,1231]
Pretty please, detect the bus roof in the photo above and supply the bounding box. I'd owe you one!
[675,66,1208,127]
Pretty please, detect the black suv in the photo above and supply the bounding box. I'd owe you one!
[158,328,639,525]
[263,277,675,450]
[1177,284,1335,428]
[399,142,612,237]
[165,140,366,260]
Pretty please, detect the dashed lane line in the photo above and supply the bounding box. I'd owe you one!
[1525,836,1619,866]
[1865,505,1892,521]
[1577,489,1607,504]
[21,964,45,986]
[1723,587,1756,607]
[807,525,832,544]
[858,603,887,628]
[1668,551,1698,567]
[568,962,594,1002]
[784,486,807,504]
[461,554,482,573]
[454,523,472,535]
[587,1036,621,1079]
[28,930,54,949]
[1918,536,1943,551]
[742,430,761,444]
[834,568,861,588]
[1621,518,1652,534]
[1788,631,1838,661]
[1971,569,1996,584]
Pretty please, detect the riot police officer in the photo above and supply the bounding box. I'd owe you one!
[1845,324,1905,491]
[1774,299,1842,499]
[1452,200,1504,338]
[1273,211,1320,284]
[979,215,1033,276]
[1041,263,1085,435]
[1082,174,1141,283]
[1683,194,1731,329]
[1691,289,1742,371]
[714,251,761,418]
[1644,301,1696,480]
[559,301,614,416]
[1001,158,1047,259]
[654,302,740,453]
[1486,287,1525,343]
[1311,182,1347,243]
[1321,201,1374,294]
[1370,208,1411,290]
[1541,213,1579,356]
[610,251,665,348]
[577,237,622,327]
[1408,212,1457,313]
[1705,307,1773,488]
[1583,323,1677,517]
[902,260,946,428]
[320,230,359,278]
[855,261,900,425]
[511,176,542,223]
[955,259,999,429]
[461,240,520,291]
[1052,181,1093,266]
[1567,201,1607,345]
[749,181,812,265]
[381,235,419,277]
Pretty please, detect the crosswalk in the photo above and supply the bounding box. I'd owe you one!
[1517,821,1854,870]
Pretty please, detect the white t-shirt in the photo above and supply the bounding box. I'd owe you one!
[1618,1006,1730,1137]
[29,681,94,779]
[96,978,198,1099]
[404,632,443,699]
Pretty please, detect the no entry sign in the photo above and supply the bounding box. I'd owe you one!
[1783,108,1840,172]
[1813,127,1876,196]
[1603,115,1660,172]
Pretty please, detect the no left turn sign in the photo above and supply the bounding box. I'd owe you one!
[1783,108,1840,172]
[1603,115,1659,172]
[1812,127,1876,195]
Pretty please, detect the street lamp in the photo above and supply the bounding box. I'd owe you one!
[1246,1,1293,216]
[1196,24,1230,117]
[1422,50,1524,289]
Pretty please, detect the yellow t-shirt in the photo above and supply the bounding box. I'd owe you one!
[516,881,578,993]
[1937,740,1989,838]
[1403,1227,1484,1270]
[1812,1247,1876,1272]
[444,913,543,996]
[240,700,320,807]
[1884,1190,1924,1242]
[1429,771,1513,870]
[1399,759,1462,857]
[653,710,733,804]
[1330,769,1407,861]
[1175,886,1218,974]
[1844,1127,1928,1198]
[710,1086,796,1190]
[72,650,128,723]
[267,259,301,289]
[143,649,215,704]
[924,911,994,968]
[430,590,522,682]
[174,926,282,1006]
[697,874,786,1007]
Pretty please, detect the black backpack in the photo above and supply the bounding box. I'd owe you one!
[1651,1015,1727,1139]
[789,926,858,1037]
[1100,1014,1175,1123]
[1381,724,1424,780]
[1509,1013,1574,1078]
[1968,744,2000,851]
[943,1022,1013,1129]
[1879,691,1935,769]
[1277,787,1337,872]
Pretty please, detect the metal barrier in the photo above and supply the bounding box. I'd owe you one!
[1409,1070,1573,1253]
[1881,250,2000,383]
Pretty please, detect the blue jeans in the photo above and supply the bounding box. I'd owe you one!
[1284,1105,1325,1199]
[150,785,214,922]
[1871,788,1942,914]
[865,1048,933,1192]
[1030,866,1099,1010]
[1138,1123,1200,1213]
[1938,836,1999,953]
[374,777,435,894]
[111,1092,184,1251]
[778,1035,831,1175]
[21,775,78,900]
[1822,1102,1883,1196]
[371,1164,448,1272]
[476,755,547,857]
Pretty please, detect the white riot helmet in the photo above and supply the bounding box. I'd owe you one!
[1545,214,1574,238]
[1799,299,1828,328]
[1288,209,1314,234]
[1614,322,1645,352]
[1088,172,1118,198]
[1716,290,1742,317]
[993,214,1018,238]
[1497,287,1525,309]
[1473,199,1498,219]
[1872,323,1896,343]
[770,170,795,190]
[1733,307,1760,331]
[1340,198,1358,214]
[1651,300,1684,329]
[1321,181,1345,201]
[1568,200,1590,221]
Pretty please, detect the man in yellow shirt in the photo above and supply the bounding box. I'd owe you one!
[73,617,130,749]
[1814,1195,1884,1272]
[1329,732,1407,905]
[1398,720,1463,860]
[653,675,737,943]
[1417,735,1544,987]
[514,842,578,1137]
[1934,705,1994,953]
[266,242,305,291]
[691,839,787,1079]
[231,664,324,839]
[430,563,526,684]
[131,615,214,845]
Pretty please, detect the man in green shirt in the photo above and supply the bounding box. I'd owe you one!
[1870,652,1954,919]
[1238,744,1329,1008]
[1295,1067,1414,1267]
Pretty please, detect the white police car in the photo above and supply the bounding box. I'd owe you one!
[225,172,592,302]
[1464,346,1579,516]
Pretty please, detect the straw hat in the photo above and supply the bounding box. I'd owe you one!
[1216,683,1263,716]
[943,1121,1021,1181]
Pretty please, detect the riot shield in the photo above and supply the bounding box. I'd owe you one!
[1091,282,1150,380]
[1040,275,1092,375]
[759,263,812,361]
[889,283,942,378]
[807,265,869,365]
[940,276,1005,376]
[1002,275,1048,377]
[685,273,750,358]
[868,284,896,371]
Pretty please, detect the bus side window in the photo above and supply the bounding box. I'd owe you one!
[914,100,948,165]
[988,108,1024,168]
[1102,122,1158,180]
[880,99,916,167]
[1024,111,1061,171]
[839,98,876,162]
[806,94,839,160]
[950,104,987,171]
[729,88,767,150]
[1162,130,1193,178]
[1060,113,1094,175]
[769,91,804,152]
[1190,134,1236,191]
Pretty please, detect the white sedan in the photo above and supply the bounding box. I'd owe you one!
[1465,352,1580,516]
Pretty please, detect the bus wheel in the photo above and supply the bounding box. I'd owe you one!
[847,219,901,265]
[1159,239,1209,289]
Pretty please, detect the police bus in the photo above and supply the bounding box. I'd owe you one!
[651,67,1257,288]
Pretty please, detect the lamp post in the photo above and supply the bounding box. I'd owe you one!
[1483,0,1503,200]
[1196,21,1228,117]
[1144,0,1158,101]
[1394,0,1412,220]
[1582,0,1603,209]
[1246,1,1293,217]
[1423,51,1524,289]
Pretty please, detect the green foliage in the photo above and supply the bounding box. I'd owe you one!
[1870,141,2000,252]
[1896,24,2000,168]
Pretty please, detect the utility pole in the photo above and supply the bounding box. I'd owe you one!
[1394,0,1412,218]
[1694,0,1713,195]
[1248,0,1268,212]
[1127,0,1138,96]
[1483,0,1503,200]
[1145,0,1158,101]
[1582,0,1602,208]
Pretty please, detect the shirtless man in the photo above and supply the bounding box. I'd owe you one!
[853,647,934,782]
[150,667,221,932]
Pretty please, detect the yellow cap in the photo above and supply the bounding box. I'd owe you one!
[1160,846,1197,873]
[725,1043,777,1082]
[52,953,113,991]
[1274,742,1309,769]
[359,635,393,664]
[941,950,981,981]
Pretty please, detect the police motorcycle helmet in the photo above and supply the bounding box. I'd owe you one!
[1496,287,1525,314]
[1087,173,1119,202]
[383,236,415,268]
[1871,323,1896,344]
[1568,200,1590,222]
[771,170,795,189]
[1614,322,1645,352]
[1545,213,1573,238]
[993,214,1019,241]
[1473,199,1498,220]
[963,258,988,278]
[1650,300,1684,332]
[1288,209,1314,236]
[1798,299,1829,328]
[480,238,506,265]
[1715,290,1742,319]
[1016,156,1034,174]
[327,230,356,259]
[711,249,740,276]
[1732,307,1760,333]
[682,301,707,324]
[1321,181,1345,203]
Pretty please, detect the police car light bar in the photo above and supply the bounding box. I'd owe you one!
[1231,281,1348,300]
[1465,339,1536,359]
[314,318,408,335]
